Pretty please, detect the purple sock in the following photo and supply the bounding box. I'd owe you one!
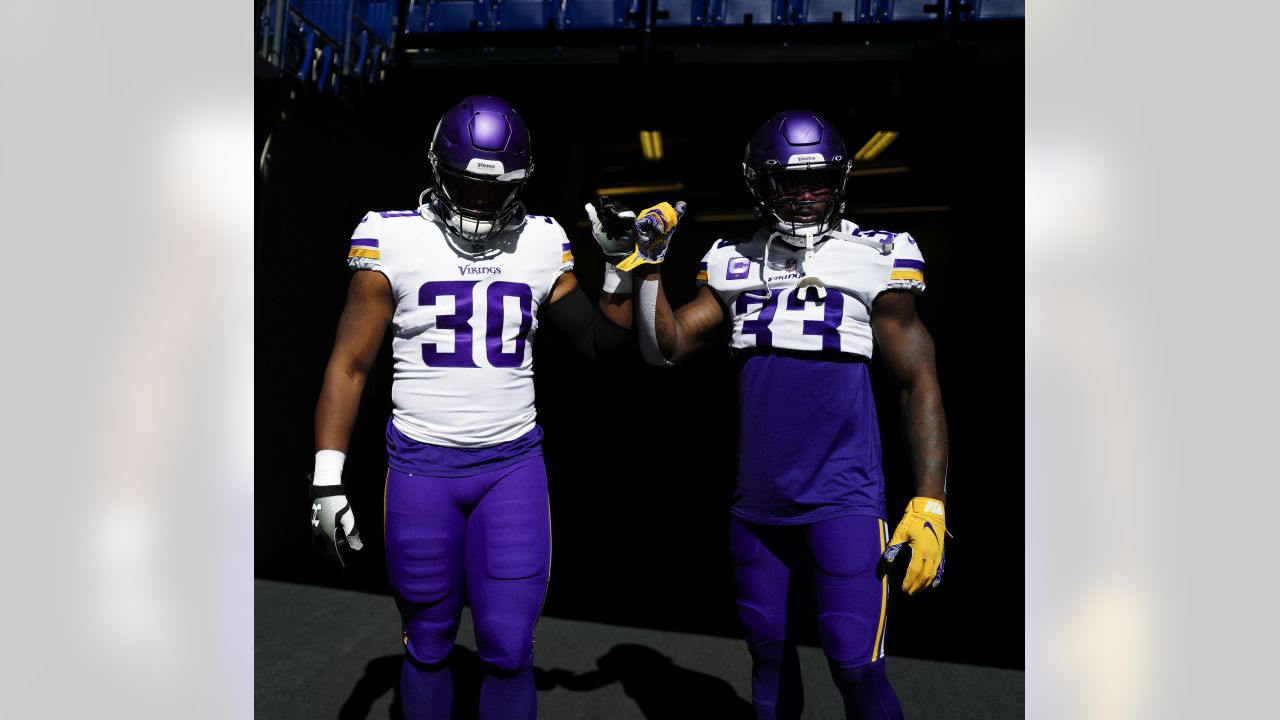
[478,661,536,720]
[747,639,804,720]
[400,654,452,720]
[828,661,903,720]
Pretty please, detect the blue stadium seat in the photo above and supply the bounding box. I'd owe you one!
[956,0,1023,20]
[876,0,942,22]
[352,30,370,72]
[427,0,493,32]
[710,0,784,25]
[299,0,347,39]
[317,44,337,92]
[406,0,428,31]
[494,0,558,30]
[296,26,318,82]
[347,1,393,84]
[790,0,869,24]
[562,0,643,29]
[655,0,710,27]
[361,0,396,40]
[294,0,345,92]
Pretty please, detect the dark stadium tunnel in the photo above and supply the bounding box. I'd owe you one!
[256,16,1023,673]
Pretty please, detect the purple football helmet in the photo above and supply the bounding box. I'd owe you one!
[426,96,534,242]
[743,111,851,241]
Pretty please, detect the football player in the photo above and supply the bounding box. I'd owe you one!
[310,95,635,720]
[632,111,950,720]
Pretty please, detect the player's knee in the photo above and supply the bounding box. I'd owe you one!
[816,609,879,668]
[403,643,452,672]
[402,621,455,666]
[475,630,534,675]
[473,608,537,674]
[737,598,788,648]
[829,653,877,674]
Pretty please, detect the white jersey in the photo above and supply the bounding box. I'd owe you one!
[347,207,574,447]
[697,220,926,359]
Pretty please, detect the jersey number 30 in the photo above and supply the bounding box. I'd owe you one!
[418,280,533,368]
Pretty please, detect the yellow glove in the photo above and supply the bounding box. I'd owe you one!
[884,497,948,595]
[615,201,686,271]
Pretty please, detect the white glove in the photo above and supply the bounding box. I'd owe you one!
[309,450,362,568]
[584,195,638,263]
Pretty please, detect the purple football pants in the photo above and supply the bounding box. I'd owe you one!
[730,514,904,720]
[385,456,551,720]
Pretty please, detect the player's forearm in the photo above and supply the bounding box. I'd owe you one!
[546,285,632,362]
[636,266,680,364]
[593,292,632,362]
[899,380,949,501]
[598,290,632,331]
[314,362,368,453]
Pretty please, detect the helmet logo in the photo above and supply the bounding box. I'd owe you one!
[465,158,505,176]
[786,153,825,165]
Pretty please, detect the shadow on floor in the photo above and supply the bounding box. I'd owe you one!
[547,643,753,720]
[340,644,752,720]
[339,647,555,720]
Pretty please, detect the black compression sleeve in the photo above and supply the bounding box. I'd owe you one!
[546,286,630,362]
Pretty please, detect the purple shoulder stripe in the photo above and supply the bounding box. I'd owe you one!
[892,258,925,270]
[351,238,379,248]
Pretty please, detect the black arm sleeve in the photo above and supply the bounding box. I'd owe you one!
[545,286,630,362]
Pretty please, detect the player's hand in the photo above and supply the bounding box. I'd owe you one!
[616,201,687,272]
[310,477,363,568]
[584,195,637,263]
[883,497,947,595]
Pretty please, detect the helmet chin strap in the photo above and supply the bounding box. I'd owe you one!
[417,188,435,220]
[750,231,780,301]
[826,228,895,254]
[753,222,891,304]
[753,227,823,301]
[794,229,826,302]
